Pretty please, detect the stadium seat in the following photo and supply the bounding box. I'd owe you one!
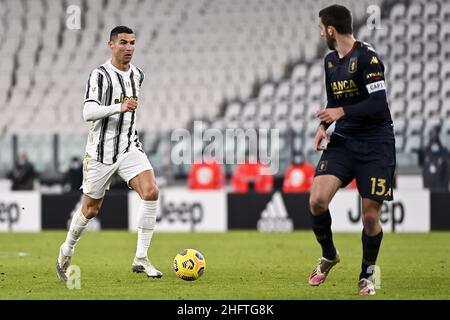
[407,61,423,80]
[307,62,323,83]
[258,82,276,103]
[424,41,441,60]
[389,81,406,100]
[395,131,405,152]
[407,3,424,22]
[424,61,441,80]
[424,79,441,100]
[404,135,423,153]
[391,42,407,60]
[274,81,291,103]
[440,101,450,119]
[291,64,307,83]
[374,24,390,44]
[390,62,406,82]
[440,60,450,80]
[423,22,440,41]
[441,3,450,21]
[440,121,450,149]
[282,162,315,193]
[390,99,407,118]
[187,160,225,190]
[376,43,390,59]
[408,42,424,60]
[424,99,442,118]
[407,23,423,42]
[407,80,424,100]
[407,99,424,118]
[389,3,407,22]
[231,161,274,193]
[390,24,407,42]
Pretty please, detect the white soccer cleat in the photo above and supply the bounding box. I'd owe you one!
[359,278,376,296]
[56,244,72,282]
[132,257,163,278]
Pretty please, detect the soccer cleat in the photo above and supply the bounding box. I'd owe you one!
[308,250,341,286]
[132,257,163,278]
[358,278,376,296]
[56,245,72,282]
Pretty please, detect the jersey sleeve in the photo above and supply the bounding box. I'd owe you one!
[84,69,107,105]
[361,48,387,96]
[136,67,145,87]
[324,58,337,108]
[342,47,388,118]
[321,57,336,129]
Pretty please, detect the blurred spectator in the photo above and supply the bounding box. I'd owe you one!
[65,156,83,192]
[231,161,273,193]
[7,153,37,190]
[422,132,450,191]
[282,152,315,193]
[188,159,225,190]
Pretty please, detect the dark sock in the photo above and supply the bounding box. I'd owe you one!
[310,210,336,260]
[360,229,383,280]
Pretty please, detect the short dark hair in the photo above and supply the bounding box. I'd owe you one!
[110,26,134,41]
[319,5,353,34]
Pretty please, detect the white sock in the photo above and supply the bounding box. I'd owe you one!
[62,207,90,256]
[135,200,157,259]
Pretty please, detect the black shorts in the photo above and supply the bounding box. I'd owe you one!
[314,133,396,201]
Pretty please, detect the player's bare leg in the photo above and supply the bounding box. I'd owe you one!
[56,195,103,281]
[358,198,383,295]
[129,169,162,278]
[308,175,342,286]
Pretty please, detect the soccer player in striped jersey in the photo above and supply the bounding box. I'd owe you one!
[56,26,162,281]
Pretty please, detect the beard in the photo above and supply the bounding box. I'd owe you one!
[326,33,337,50]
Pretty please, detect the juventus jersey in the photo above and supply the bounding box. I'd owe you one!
[84,60,144,164]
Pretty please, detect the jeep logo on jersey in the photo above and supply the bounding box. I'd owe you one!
[114,93,138,104]
[0,202,21,230]
[257,192,293,232]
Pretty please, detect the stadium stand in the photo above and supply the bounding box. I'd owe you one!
[0,0,447,186]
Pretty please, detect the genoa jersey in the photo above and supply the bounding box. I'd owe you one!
[324,41,394,143]
[84,60,145,164]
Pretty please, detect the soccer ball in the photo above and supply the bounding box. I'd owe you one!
[173,249,206,281]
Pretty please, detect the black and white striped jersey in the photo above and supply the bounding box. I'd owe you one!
[84,60,144,164]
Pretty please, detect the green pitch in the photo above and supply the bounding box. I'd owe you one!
[0,231,449,300]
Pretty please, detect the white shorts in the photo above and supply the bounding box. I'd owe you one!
[82,149,153,199]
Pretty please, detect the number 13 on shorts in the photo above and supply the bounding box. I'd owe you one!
[370,177,392,197]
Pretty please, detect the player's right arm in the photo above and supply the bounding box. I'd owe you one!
[314,58,335,151]
[82,69,137,122]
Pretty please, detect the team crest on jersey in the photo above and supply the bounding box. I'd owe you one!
[370,56,379,65]
[317,161,328,172]
[348,57,358,73]
[91,86,97,92]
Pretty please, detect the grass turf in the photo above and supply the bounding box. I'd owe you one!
[0,231,449,300]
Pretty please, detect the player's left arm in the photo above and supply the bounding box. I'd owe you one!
[341,49,388,118]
